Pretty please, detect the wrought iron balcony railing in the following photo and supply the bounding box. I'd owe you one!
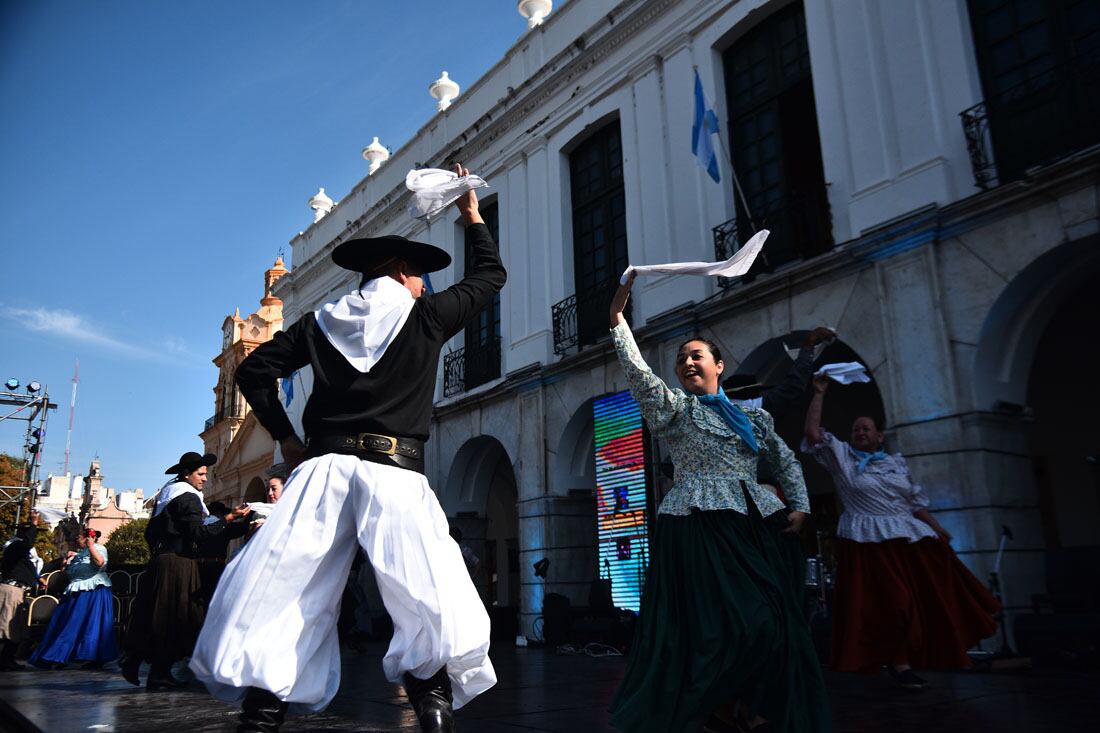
[552,294,578,356]
[713,193,832,288]
[443,336,502,397]
[961,49,1100,190]
[552,287,631,356]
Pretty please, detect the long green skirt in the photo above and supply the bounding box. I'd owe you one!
[609,503,831,732]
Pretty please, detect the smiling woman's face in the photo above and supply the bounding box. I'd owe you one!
[675,340,724,395]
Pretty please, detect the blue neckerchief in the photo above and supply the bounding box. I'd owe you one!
[851,447,888,473]
[696,390,759,453]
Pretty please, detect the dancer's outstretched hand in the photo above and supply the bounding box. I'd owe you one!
[610,271,636,327]
[455,163,484,225]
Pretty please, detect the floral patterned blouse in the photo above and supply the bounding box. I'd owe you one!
[611,322,810,517]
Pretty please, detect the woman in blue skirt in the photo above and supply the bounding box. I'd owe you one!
[30,527,118,669]
[607,274,830,732]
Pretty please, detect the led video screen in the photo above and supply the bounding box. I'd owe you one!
[593,390,650,612]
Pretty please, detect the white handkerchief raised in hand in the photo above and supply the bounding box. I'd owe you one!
[406,168,489,220]
[815,362,871,384]
[619,229,769,284]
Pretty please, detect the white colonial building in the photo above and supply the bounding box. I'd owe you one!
[270,0,1099,643]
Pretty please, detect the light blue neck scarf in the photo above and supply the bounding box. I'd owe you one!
[851,447,888,473]
[696,390,759,453]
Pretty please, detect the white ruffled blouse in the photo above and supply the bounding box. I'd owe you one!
[801,431,936,543]
[64,544,112,593]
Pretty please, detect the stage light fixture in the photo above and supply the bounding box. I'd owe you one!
[26,381,41,394]
[5,378,19,390]
[31,429,44,440]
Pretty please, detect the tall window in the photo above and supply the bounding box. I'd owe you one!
[967,0,1099,183]
[722,2,830,271]
[570,120,630,347]
[463,202,501,389]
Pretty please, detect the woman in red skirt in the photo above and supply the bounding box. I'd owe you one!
[803,375,1000,688]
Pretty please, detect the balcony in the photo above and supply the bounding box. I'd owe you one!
[552,288,631,356]
[961,50,1100,190]
[203,406,243,431]
[443,336,502,397]
[713,193,832,288]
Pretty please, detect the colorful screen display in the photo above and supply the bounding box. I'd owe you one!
[593,391,650,612]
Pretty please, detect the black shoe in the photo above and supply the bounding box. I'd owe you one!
[81,660,104,670]
[119,655,141,686]
[0,661,27,672]
[238,687,289,733]
[887,666,928,689]
[403,668,455,733]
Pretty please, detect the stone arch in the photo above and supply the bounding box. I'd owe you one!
[441,435,520,615]
[732,334,887,535]
[552,397,596,495]
[973,234,1100,410]
[242,476,265,504]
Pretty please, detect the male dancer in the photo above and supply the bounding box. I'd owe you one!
[191,166,504,733]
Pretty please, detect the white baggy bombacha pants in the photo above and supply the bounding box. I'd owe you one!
[189,454,496,712]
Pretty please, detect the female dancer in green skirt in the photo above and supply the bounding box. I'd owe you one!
[607,274,831,732]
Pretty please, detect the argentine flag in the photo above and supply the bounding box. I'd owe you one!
[692,69,721,183]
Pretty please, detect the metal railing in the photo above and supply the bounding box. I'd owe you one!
[443,336,502,396]
[552,294,578,355]
[552,287,630,356]
[203,406,244,431]
[713,193,832,288]
[961,49,1100,190]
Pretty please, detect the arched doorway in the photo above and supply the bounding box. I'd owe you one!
[243,476,265,504]
[443,437,519,622]
[1027,280,1100,548]
[733,334,887,547]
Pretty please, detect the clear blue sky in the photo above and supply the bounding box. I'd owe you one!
[0,1,533,492]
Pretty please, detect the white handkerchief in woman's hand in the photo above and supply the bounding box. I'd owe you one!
[619,229,770,284]
[406,168,489,220]
[815,362,871,384]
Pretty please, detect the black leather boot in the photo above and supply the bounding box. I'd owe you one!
[118,654,141,686]
[403,668,455,733]
[238,687,289,733]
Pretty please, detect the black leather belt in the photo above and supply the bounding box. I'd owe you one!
[308,433,425,474]
[1,579,31,591]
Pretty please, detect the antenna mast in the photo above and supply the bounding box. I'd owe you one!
[63,359,79,476]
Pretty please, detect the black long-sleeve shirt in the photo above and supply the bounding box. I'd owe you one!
[761,345,816,420]
[1,539,37,586]
[237,222,506,443]
[145,493,232,558]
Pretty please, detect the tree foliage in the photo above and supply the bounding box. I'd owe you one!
[104,518,149,565]
[0,453,57,561]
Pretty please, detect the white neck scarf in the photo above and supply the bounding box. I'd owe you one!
[315,277,415,373]
[152,479,209,518]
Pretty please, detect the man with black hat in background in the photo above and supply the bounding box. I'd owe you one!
[191,165,504,733]
[1,523,45,671]
[723,326,836,418]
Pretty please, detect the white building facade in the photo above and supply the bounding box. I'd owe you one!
[273,0,1100,641]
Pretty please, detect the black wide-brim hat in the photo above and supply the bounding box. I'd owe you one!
[332,234,451,275]
[165,451,217,475]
